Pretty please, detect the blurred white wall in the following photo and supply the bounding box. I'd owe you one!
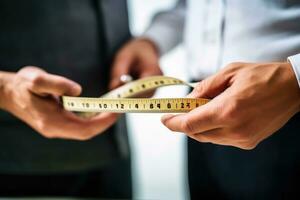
[127,1,190,200]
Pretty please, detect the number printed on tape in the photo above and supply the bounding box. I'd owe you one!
[61,76,210,114]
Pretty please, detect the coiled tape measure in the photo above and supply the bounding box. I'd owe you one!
[62,76,210,115]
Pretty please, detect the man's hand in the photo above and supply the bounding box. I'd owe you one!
[109,38,162,90]
[0,66,118,140]
[161,62,300,150]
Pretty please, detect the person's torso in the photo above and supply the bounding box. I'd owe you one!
[0,0,131,174]
[184,0,300,79]
[185,1,300,198]
[0,0,107,96]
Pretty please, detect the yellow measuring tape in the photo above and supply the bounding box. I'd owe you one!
[62,76,209,114]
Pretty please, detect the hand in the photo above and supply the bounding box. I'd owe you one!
[0,66,118,140]
[109,38,162,91]
[161,62,300,150]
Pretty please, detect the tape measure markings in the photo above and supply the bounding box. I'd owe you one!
[63,97,209,113]
[62,76,209,114]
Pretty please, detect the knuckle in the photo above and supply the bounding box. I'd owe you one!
[193,81,207,95]
[26,73,45,92]
[18,66,44,79]
[31,72,44,86]
[19,66,39,73]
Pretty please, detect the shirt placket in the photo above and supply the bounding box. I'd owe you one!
[201,0,225,77]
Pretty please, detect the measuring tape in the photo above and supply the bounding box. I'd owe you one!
[62,76,209,114]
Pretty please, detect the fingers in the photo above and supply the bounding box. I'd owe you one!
[109,39,161,90]
[161,103,221,135]
[33,74,81,96]
[161,97,258,150]
[20,66,82,96]
[50,111,119,140]
[17,91,118,141]
[86,113,119,133]
[188,72,229,99]
[109,52,132,89]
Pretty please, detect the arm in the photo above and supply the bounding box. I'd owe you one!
[142,0,186,55]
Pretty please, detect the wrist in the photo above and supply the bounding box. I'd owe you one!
[0,71,14,110]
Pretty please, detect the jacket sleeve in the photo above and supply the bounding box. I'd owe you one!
[142,0,186,56]
[288,53,300,88]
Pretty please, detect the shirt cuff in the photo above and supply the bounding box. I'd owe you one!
[288,53,300,88]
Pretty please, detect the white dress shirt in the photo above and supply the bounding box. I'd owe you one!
[144,0,300,86]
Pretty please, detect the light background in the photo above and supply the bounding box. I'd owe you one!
[127,1,190,199]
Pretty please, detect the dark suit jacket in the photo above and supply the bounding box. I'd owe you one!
[0,0,131,173]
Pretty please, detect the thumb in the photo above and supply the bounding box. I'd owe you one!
[188,72,229,99]
[109,53,133,90]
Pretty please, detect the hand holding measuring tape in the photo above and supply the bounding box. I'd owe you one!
[161,62,300,150]
[0,66,119,140]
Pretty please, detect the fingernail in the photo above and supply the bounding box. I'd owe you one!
[161,114,174,123]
